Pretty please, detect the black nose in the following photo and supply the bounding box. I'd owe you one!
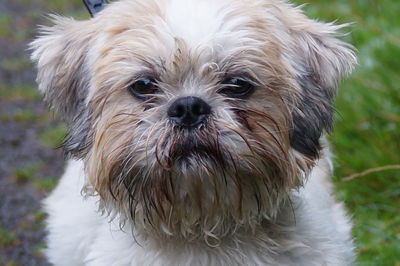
[168,96,211,128]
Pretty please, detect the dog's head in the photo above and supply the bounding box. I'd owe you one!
[31,0,355,242]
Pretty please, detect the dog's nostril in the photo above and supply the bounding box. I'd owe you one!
[170,104,185,118]
[192,102,203,115]
[168,96,211,128]
[179,105,187,115]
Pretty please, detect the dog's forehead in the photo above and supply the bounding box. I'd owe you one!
[161,0,253,48]
[88,0,285,97]
[101,0,272,63]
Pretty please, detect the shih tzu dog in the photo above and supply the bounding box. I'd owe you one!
[30,0,357,265]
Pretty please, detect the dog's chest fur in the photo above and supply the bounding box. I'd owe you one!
[43,156,354,266]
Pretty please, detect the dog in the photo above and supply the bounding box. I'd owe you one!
[30,0,357,265]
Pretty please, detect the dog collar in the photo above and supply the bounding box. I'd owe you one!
[83,0,108,17]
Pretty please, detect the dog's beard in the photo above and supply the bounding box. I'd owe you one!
[84,103,311,243]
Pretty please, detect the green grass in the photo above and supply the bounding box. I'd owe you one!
[0,85,41,102]
[292,0,400,265]
[11,163,43,183]
[0,58,32,73]
[0,227,17,248]
[13,108,41,123]
[11,162,58,192]
[0,14,13,39]
[33,177,58,192]
[38,123,67,148]
[3,262,18,266]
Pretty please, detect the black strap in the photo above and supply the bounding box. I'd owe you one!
[83,0,108,17]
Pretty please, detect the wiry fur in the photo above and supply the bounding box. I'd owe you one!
[30,0,356,265]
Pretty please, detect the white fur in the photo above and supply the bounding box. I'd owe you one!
[44,152,354,265]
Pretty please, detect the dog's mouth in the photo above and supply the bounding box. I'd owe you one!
[170,142,214,160]
[166,131,227,167]
[151,122,231,171]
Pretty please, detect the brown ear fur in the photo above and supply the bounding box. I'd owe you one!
[281,11,357,157]
[30,16,96,156]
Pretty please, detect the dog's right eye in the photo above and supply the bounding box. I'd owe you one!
[218,78,255,99]
[128,78,158,100]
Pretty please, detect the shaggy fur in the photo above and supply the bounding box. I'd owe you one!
[30,0,356,265]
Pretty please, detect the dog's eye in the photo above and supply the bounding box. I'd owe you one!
[128,78,158,100]
[218,78,255,98]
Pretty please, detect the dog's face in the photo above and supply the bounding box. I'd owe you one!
[31,0,355,241]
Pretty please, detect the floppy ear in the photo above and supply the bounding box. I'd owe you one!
[30,16,95,156]
[283,19,357,158]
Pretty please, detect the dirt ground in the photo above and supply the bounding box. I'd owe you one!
[0,1,84,265]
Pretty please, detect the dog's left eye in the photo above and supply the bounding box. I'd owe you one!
[218,78,255,98]
[128,78,158,100]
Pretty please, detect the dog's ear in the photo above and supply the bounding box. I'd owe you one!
[30,16,95,156]
[283,17,357,158]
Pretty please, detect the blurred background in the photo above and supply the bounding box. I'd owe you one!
[0,0,399,265]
